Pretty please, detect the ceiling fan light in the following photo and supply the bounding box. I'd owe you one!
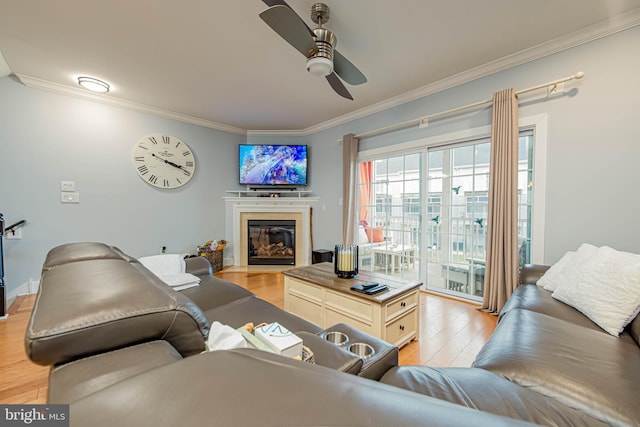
[306,56,333,76]
[77,76,110,93]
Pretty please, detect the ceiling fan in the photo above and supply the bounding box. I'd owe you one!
[259,1,367,100]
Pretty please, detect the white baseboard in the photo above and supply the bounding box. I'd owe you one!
[7,279,39,310]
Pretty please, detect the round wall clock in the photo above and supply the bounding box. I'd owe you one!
[132,134,196,189]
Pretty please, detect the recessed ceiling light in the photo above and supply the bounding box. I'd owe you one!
[77,76,110,93]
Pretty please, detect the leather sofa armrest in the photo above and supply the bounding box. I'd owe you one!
[297,331,363,374]
[185,256,213,276]
[519,264,550,285]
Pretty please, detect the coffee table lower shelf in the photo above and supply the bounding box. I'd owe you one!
[283,264,421,348]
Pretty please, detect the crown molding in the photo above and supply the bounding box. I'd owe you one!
[15,74,247,135]
[251,7,640,137]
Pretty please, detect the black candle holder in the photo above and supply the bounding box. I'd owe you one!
[334,244,358,279]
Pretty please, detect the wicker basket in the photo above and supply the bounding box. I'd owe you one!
[203,250,223,272]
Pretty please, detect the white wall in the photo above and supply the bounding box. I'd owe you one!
[0,77,245,299]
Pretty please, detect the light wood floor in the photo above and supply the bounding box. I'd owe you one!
[0,271,496,404]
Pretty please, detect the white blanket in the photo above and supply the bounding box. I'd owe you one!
[139,254,200,290]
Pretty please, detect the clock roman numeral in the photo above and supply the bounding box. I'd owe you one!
[148,175,158,184]
[162,135,170,144]
[134,156,145,162]
[182,169,191,177]
[182,150,191,157]
[176,178,182,184]
[185,161,194,167]
[175,141,182,148]
[163,179,170,187]
[148,136,159,145]
[137,144,148,150]
[137,165,149,175]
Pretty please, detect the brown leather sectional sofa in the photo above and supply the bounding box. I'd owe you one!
[24,243,638,426]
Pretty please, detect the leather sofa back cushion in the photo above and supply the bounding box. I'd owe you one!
[26,257,209,366]
[473,309,640,427]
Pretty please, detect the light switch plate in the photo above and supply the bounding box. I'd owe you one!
[61,181,75,191]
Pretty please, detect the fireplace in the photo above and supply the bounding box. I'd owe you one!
[226,195,317,268]
[248,219,296,265]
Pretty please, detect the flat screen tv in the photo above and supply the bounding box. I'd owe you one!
[239,144,308,186]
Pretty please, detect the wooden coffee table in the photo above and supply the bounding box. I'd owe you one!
[283,263,422,347]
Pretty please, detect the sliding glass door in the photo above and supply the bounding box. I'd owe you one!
[425,131,533,300]
[357,128,535,301]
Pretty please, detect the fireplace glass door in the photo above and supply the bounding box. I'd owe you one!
[248,220,296,265]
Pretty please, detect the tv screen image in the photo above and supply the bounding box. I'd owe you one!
[239,145,308,186]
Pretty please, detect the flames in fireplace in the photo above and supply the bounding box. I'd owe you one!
[248,220,295,265]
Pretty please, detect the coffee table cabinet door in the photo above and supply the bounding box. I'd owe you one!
[385,309,417,346]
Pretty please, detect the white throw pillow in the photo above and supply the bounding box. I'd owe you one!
[537,251,575,290]
[552,246,640,336]
[538,243,598,291]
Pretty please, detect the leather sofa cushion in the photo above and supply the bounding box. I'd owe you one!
[48,340,182,403]
[179,274,253,312]
[69,349,535,427]
[203,295,323,334]
[473,309,640,427]
[42,242,136,270]
[500,284,637,344]
[380,366,607,427]
[26,256,209,366]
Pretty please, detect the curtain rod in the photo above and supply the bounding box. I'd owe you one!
[340,71,585,142]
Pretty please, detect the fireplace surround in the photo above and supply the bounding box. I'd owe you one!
[224,193,319,268]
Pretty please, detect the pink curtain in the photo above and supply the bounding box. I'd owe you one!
[359,161,372,226]
[482,88,519,314]
[342,134,359,245]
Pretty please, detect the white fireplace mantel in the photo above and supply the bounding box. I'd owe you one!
[224,196,320,267]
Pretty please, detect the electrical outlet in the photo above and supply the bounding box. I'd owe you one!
[61,192,80,203]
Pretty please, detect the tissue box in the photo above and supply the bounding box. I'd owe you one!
[254,322,303,359]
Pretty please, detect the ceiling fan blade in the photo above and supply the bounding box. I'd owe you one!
[259,5,317,58]
[261,1,315,35]
[262,0,292,7]
[333,50,367,86]
[326,73,354,100]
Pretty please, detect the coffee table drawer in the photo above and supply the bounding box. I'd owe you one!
[385,291,418,320]
[286,278,323,302]
[288,293,323,326]
[325,290,373,322]
[385,308,417,346]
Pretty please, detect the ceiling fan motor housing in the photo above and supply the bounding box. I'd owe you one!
[307,3,336,76]
[306,28,336,76]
